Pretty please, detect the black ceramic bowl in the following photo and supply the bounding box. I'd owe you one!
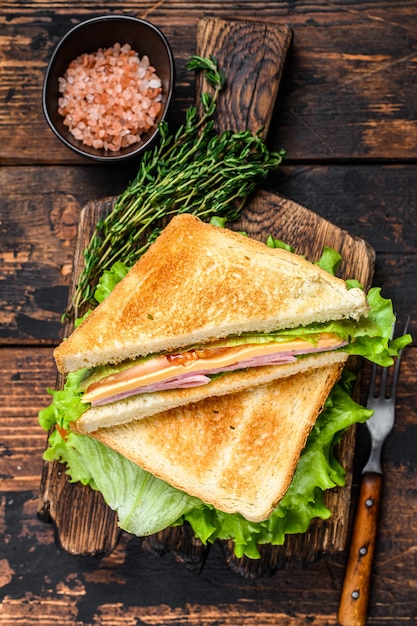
[42,15,174,162]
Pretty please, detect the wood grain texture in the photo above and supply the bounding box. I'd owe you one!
[195,17,291,136]
[0,165,137,344]
[1,1,417,163]
[0,348,55,491]
[1,163,416,344]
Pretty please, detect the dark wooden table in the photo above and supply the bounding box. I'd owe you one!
[1,2,416,624]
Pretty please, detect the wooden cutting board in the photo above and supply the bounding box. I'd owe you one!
[37,17,375,576]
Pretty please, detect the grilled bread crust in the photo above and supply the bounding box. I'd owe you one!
[74,350,348,433]
[90,362,344,522]
[54,214,368,373]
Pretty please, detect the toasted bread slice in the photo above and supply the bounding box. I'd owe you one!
[54,214,368,373]
[88,362,344,522]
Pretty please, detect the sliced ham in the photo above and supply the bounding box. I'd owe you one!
[89,341,347,407]
[92,373,212,405]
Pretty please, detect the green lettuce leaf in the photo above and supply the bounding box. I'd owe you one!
[315,246,342,275]
[266,234,295,253]
[93,261,131,304]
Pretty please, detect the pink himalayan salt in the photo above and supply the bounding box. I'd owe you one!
[57,42,163,152]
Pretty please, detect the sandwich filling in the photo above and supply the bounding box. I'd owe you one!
[80,332,346,406]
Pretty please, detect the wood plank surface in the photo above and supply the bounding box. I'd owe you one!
[1,163,416,343]
[0,165,137,344]
[1,1,417,164]
[1,1,417,624]
[1,346,416,624]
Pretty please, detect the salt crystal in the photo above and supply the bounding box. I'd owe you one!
[58,43,162,152]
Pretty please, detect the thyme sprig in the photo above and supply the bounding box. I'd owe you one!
[70,55,285,318]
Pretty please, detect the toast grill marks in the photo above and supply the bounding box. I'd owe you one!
[53,214,368,374]
[91,363,344,522]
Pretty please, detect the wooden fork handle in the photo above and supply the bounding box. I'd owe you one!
[337,472,383,626]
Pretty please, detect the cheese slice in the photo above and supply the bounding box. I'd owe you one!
[81,334,342,405]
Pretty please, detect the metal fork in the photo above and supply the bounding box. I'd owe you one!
[338,317,410,626]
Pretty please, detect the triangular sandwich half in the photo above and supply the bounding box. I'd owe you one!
[54,213,369,433]
[88,362,343,522]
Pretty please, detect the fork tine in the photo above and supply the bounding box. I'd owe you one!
[368,362,377,400]
[380,316,396,399]
[401,315,410,342]
[367,316,410,402]
[389,316,410,400]
[376,320,397,397]
[380,365,389,398]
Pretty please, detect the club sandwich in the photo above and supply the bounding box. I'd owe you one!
[42,214,410,557]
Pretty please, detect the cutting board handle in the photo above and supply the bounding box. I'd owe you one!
[196,17,292,136]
